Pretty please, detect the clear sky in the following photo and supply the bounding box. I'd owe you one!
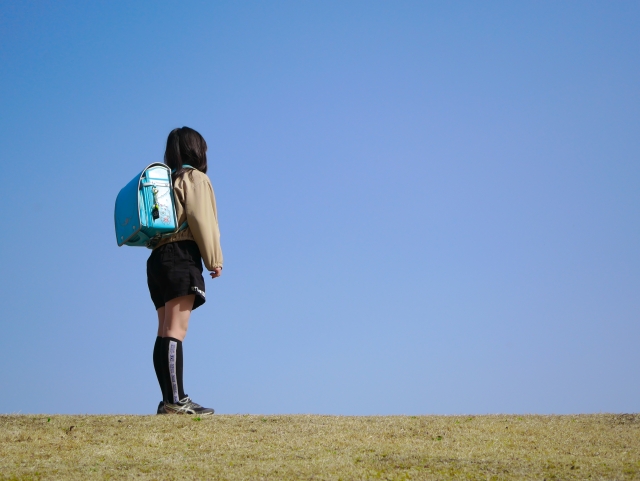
[1,1,638,415]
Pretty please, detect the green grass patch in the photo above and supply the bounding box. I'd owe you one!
[0,413,638,480]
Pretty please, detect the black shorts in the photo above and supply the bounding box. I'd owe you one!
[147,240,206,310]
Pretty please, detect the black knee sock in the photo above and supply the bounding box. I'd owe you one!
[163,337,186,403]
[152,336,164,401]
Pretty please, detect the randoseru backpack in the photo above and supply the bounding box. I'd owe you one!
[114,163,190,248]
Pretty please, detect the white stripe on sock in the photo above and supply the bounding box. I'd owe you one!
[168,340,179,403]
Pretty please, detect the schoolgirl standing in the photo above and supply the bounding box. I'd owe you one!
[147,127,223,415]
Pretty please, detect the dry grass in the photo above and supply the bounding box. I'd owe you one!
[1,413,638,480]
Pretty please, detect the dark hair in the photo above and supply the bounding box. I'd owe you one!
[164,127,208,181]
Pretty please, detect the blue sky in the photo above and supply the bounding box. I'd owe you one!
[1,1,638,415]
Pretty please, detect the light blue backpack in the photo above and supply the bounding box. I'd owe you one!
[114,163,190,248]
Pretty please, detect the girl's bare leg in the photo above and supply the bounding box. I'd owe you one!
[162,295,195,341]
[156,307,165,337]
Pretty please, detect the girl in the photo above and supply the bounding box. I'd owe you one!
[147,127,223,415]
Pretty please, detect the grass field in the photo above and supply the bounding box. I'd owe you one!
[1,413,638,480]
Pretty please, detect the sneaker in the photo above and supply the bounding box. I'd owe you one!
[157,401,167,415]
[164,396,214,416]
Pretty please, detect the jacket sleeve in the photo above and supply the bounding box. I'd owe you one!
[185,177,223,271]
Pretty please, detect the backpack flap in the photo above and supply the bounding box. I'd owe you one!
[139,165,179,239]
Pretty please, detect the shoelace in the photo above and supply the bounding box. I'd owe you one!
[182,397,206,409]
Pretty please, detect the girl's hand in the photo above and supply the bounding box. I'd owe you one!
[210,267,222,279]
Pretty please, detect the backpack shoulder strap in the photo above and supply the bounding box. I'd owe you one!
[171,164,195,173]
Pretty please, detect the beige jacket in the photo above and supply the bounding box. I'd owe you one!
[155,169,223,271]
